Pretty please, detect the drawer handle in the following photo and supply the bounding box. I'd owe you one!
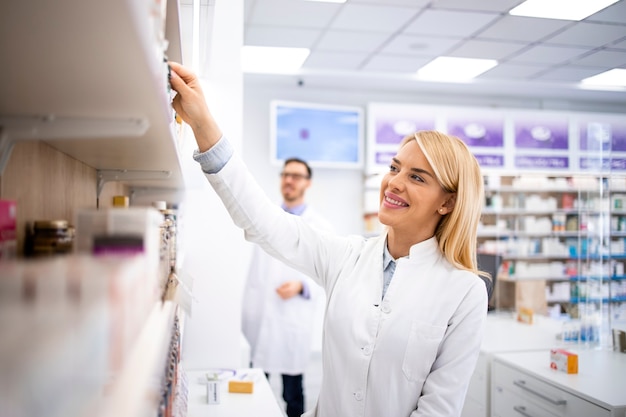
[513,405,534,417]
[513,380,567,406]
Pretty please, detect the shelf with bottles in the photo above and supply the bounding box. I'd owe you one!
[479,173,626,325]
[0,1,193,416]
[0,254,182,417]
[570,272,626,305]
[479,173,626,260]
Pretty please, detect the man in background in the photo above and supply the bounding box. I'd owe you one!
[242,157,332,417]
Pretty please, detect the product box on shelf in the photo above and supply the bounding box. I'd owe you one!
[74,207,164,319]
[75,207,162,273]
[0,199,17,259]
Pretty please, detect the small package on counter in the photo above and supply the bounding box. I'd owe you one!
[517,307,534,324]
[207,379,220,404]
[228,379,254,394]
[550,348,578,374]
[228,374,254,394]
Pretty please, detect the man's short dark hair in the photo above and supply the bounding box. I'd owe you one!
[284,157,312,179]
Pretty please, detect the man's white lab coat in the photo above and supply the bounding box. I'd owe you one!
[242,207,331,374]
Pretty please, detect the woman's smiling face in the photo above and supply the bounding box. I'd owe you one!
[378,139,451,242]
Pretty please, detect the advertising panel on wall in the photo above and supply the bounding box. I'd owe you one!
[366,102,626,176]
[366,103,437,172]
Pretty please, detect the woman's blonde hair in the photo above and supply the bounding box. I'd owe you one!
[400,131,485,277]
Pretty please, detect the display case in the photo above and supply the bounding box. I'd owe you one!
[479,174,626,348]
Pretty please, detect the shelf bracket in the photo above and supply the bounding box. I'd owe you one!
[0,114,150,176]
[97,169,172,200]
[128,186,186,205]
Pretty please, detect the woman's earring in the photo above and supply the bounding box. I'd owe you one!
[439,208,444,214]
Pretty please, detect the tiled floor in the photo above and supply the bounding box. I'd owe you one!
[266,350,323,416]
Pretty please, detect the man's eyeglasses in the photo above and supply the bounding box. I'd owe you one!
[280,172,310,181]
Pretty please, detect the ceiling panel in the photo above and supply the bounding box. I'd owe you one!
[449,39,528,60]
[247,0,341,28]
[572,50,626,68]
[330,4,419,31]
[508,45,593,65]
[586,1,626,23]
[303,51,368,70]
[362,55,432,72]
[534,66,612,82]
[379,34,461,56]
[245,26,320,48]
[475,16,573,42]
[316,30,389,53]
[431,0,523,13]
[544,22,626,48]
[403,10,500,37]
[479,63,546,80]
[243,0,626,103]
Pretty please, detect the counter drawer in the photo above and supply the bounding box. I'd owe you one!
[492,360,610,417]
[493,382,559,417]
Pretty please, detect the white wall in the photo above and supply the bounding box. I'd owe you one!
[242,76,626,239]
[180,0,249,370]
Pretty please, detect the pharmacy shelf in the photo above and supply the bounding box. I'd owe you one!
[98,301,178,417]
[480,174,626,316]
[0,0,184,191]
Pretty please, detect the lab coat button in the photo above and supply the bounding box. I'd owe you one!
[362,345,372,355]
[381,302,391,313]
[354,391,363,401]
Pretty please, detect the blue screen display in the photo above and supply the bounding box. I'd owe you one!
[272,101,363,168]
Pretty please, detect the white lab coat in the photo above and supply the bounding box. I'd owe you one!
[205,153,488,417]
[242,207,331,375]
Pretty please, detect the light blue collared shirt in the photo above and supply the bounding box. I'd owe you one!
[192,135,233,173]
[382,242,396,300]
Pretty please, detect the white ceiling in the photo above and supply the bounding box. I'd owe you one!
[243,0,626,104]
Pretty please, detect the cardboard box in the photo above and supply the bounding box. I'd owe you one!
[228,380,254,394]
[550,348,578,374]
[517,307,534,324]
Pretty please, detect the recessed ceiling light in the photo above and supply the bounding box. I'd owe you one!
[242,46,310,74]
[509,0,619,21]
[416,57,498,82]
[581,69,626,88]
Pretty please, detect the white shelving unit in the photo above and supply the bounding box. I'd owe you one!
[480,174,626,347]
[0,0,185,192]
[0,1,189,416]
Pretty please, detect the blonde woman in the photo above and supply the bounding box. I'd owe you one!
[169,61,487,417]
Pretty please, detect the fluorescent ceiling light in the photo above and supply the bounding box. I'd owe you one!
[416,57,498,82]
[509,0,619,21]
[242,46,310,74]
[581,69,626,88]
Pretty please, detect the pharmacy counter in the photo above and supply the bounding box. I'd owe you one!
[461,313,563,417]
[492,349,626,417]
[186,368,284,417]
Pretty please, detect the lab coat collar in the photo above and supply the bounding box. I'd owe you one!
[379,231,440,265]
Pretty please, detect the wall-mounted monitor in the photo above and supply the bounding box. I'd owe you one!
[270,100,364,169]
